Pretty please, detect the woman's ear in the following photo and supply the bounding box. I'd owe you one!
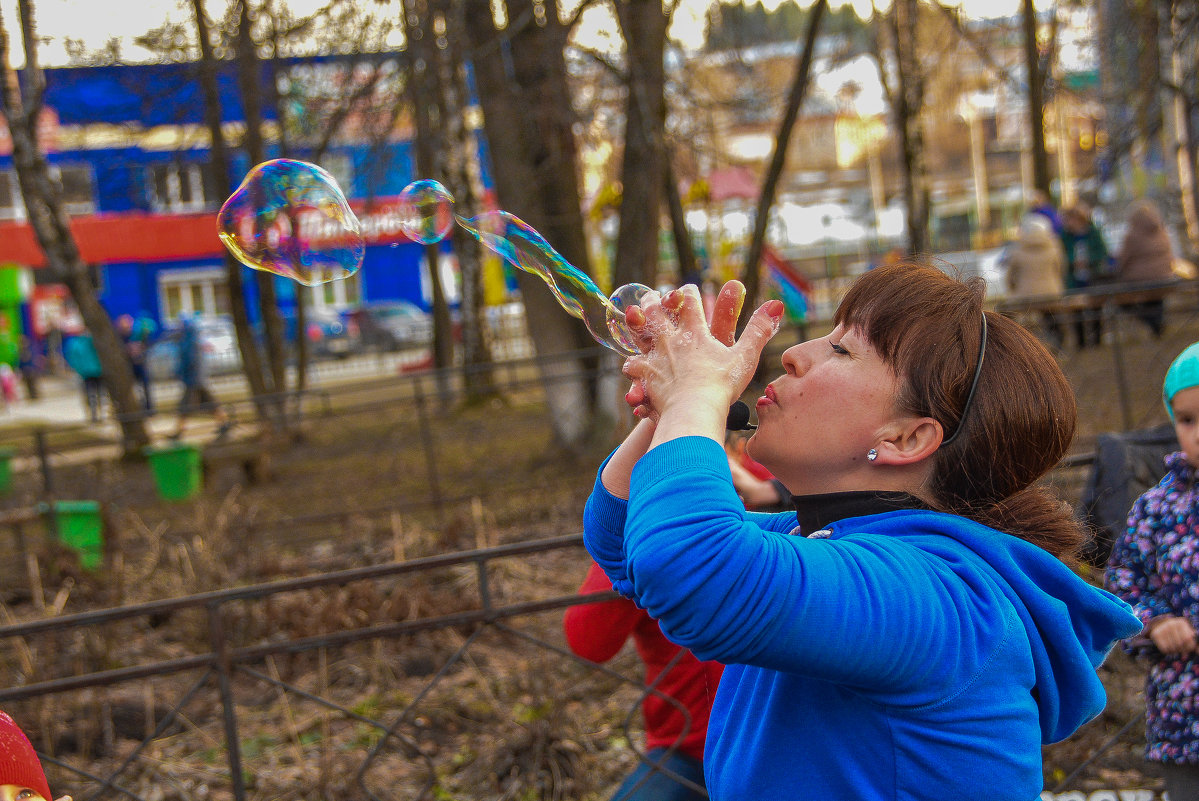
[874,417,942,466]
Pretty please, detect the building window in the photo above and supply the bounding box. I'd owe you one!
[0,165,93,218]
[148,162,218,213]
[159,267,230,322]
[0,171,19,220]
[311,270,361,309]
[53,165,95,215]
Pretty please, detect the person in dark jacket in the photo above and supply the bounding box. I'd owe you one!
[1060,203,1112,348]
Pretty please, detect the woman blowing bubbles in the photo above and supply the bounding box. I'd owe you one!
[584,262,1142,799]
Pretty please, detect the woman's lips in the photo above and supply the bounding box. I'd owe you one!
[757,385,777,408]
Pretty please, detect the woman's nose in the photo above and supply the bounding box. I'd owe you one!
[781,343,809,377]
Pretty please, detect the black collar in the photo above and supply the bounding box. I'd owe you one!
[792,490,930,535]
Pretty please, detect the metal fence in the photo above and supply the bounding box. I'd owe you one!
[4,281,1199,799]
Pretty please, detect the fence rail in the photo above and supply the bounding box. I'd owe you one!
[3,280,1197,799]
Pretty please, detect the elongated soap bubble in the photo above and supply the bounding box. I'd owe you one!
[398,180,455,244]
[455,208,648,356]
[217,159,364,287]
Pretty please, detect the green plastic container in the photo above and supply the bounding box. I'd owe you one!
[43,500,104,570]
[144,442,203,502]
[0,446,15,495]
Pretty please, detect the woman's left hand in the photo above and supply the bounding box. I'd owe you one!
[622,284,783,441]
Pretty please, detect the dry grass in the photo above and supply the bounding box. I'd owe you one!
[4,304,1199,798]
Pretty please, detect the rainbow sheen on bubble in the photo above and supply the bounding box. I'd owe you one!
[398,180,456,244]
[453,207,647,356]
[217,159,364,287]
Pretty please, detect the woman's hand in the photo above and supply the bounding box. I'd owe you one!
[1148,614,1197,654]
[624,281,746,416]
[623,283,783,443]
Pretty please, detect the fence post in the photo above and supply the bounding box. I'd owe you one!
[34,429,53,494]
[207,601,246,801]
[1104,301,1134,430]
[411,379,444,521]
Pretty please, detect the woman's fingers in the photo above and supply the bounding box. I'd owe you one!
[710,281,746,346]
[731,300,785,364]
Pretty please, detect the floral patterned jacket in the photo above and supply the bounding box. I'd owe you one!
[1106,451,1199,764]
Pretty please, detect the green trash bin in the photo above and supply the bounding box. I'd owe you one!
[0,446,15,495]
[144,442,203,502]
[41,500,104,570]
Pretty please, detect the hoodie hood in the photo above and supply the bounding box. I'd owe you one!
[842,510,1142,743]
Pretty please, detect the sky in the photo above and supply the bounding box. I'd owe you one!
[3,0,1040,66]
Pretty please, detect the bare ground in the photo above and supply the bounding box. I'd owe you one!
[3,304,1199,799]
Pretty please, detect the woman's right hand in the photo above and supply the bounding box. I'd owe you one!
[624,280,746,416]
[1148,615,1197,654]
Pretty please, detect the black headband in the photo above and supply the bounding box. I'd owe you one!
[941,313,987,448]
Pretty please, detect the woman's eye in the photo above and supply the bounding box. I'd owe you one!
[831,342,849,355]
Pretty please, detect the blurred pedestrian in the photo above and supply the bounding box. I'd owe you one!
[62,333,103,423]
[116,313,154,412]
[17,336,39,400]
[1026,189,1063,236]
[1060,203,1112,348]
[1114,199,1176,337]
[170,316,230,441]
[1004,215,1067,349]
[1106,341,1199,801]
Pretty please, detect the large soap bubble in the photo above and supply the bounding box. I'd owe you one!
[217,159,364,287]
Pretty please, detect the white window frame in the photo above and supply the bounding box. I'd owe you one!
[158,266,228,323]
[149,163,212,213]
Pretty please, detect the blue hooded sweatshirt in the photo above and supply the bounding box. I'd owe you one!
[584,436,1142,801]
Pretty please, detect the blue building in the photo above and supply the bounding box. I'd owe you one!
[0,55,463,340]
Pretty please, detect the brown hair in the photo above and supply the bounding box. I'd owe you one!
[835,261,1082,562]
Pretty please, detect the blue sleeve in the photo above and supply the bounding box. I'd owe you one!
[584,444,802,598]
[624,437,987,693]
[582,451,633,596]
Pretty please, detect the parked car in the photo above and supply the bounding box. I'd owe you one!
[305,306,360,359]
[347,301,433,351]
[146,316,242,381]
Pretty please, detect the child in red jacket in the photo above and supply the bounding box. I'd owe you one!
[564,562,723,801]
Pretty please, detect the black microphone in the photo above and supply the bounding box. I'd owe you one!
[726,400,757,431]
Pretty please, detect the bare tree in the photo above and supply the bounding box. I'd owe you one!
[0,0,148,455]
[463,0,610,453]
[874,0,930,254]
[610,0,669,290]
[738,0,827,328]
[1021,0,1051,198]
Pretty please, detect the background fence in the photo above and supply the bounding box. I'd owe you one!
[1,279,1198,799]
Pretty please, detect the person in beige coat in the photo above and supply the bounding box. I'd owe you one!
[1005,215,1067,348]
[1115,199,1176,337]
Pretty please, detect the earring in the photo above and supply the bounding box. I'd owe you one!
[867,448,878,462]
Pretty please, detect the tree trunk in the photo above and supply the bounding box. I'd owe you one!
[612,0,668,290]
[664,160,700,287]
[889,0,930,255]
[404,0,455,393]
[438,0,497,401]
[0,0,148,455]
[464,0,608,453]
[739,0,827,329]
[1022,0,1052,198]
[236,0,288,398]
[190,0,273,409]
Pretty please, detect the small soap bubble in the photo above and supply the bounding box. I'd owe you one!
[609,283,652,313]
[217,159,364,287]
[399,180,455,244]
